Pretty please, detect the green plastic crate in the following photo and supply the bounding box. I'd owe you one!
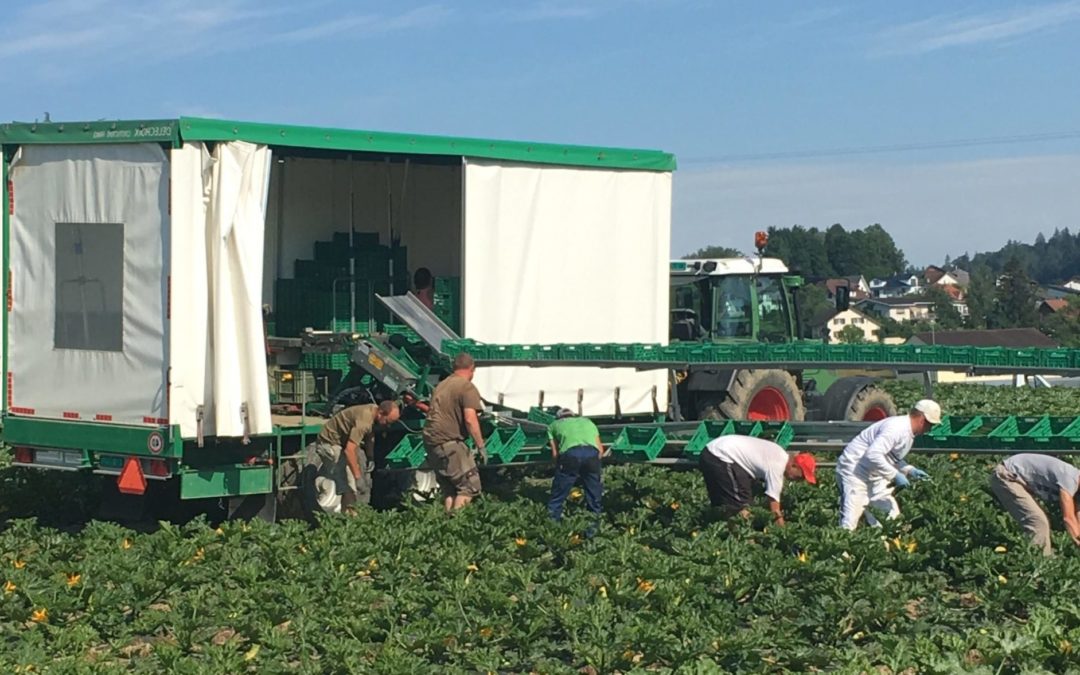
[734,344,766,362]
[609,426,667,461]
[792,342,826,361]
[942,345,975,364]
[824,344,853,362]
[1039,348,1071,369]
[630,344,662,361]
[559,343,609,361]
[528,406,560,425]
[884,345,915,363]
[484,427,527,464]
[684,420,764,456]
[756,422,794,448]
[1010,349,1038,368]
[385,435,427,469]
[974,347,1007,367]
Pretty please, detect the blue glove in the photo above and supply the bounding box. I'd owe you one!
[907,467,930,482]
[893,472,910,489]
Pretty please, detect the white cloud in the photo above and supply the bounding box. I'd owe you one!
[672,155,1080,265]
[0,1,449,65]
[277,4,451,42]
[873,1,1080,56]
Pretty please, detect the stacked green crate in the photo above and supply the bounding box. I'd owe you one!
[433,277,461,333]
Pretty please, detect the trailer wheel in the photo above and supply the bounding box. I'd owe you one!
[698,369,806,421]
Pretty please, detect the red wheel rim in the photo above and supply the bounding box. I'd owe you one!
[862,406,889,421]
[747,387,791,421]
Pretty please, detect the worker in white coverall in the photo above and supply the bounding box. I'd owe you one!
[836,399,942,530]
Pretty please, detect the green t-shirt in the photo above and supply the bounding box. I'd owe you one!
[547,417,601,451]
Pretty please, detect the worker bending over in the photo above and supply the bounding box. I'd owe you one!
[308,400,400,510]
[422,352,487,512]
[547,408,606,523]
[699,434,817,526]
[836,399,940,530]
[990,453,1080,555]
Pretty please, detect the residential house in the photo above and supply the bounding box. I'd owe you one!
[822,275,870,302]
[1043,284,1080,300]
[813,307,882,344]
[924,265,970,288]
[908,327,1058,348]
[1065,278,1080,293]
[857,297,934,323]
[1038,298,1070,316]
[906,327,1059,383]
[938,284,969,317]
[869,274,921,298]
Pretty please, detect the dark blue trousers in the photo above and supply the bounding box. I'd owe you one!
[548,446,602,521]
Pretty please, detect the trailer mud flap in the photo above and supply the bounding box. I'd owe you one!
[179,465,272,500]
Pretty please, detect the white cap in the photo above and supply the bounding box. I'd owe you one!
[913,399,942,425]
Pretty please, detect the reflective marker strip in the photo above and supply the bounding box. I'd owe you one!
[143,416,168,425]
[10,407,34,415]
[62,411,80,419]
[95,414,113,421]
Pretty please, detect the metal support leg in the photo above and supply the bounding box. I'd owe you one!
[922,371,934,400]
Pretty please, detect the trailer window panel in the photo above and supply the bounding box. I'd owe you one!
[54,222,124,352]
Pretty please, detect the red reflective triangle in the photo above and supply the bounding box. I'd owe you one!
[118,457,147,495]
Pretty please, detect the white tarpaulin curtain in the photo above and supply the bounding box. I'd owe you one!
[463,159,672,415]
[170,141,272,438]
[9,143,168,424]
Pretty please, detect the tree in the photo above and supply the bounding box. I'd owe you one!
[964,264,995,328]
[683,245,742,259]
[990,257,1038,328]
[794,283,831,339]
[1039,296,1080,347]
[763,225,833,278]
[837,324,867,344]
[919,285,963,330]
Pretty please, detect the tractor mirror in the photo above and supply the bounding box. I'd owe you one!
[835,285,850,311]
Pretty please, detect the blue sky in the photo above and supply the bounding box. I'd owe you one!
[4,0,1080,266]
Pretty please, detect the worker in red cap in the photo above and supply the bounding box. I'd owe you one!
[698,434,817,526]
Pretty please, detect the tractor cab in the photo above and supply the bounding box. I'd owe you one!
[669,257,802,343]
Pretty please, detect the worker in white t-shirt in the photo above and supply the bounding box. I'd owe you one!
[835,399,941,530]
[699,435,817,526]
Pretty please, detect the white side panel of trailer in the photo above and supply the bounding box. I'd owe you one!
[9,144,168,424]
[170,141,273,438]
[462,160,672,415]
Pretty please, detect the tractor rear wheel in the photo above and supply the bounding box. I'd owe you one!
[697,369,806,421]
[844,384,897,421]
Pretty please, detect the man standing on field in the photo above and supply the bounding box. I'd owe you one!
[836,399,940,530]
[307,400,400,510]
[698,434,817,525]
[423,353,487,512]
[990,453,1080,555]
[547,408,606,523]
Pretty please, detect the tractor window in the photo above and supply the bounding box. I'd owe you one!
[671,280,706,340]
[713,277,752,338]
[756,276,789,342]
[55,222,124,352]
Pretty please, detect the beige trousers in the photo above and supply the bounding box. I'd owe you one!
[990,464,1052,555]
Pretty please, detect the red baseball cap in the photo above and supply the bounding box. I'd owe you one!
[794,453,817,484]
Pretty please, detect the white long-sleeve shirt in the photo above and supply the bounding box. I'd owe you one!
[836,415,914,482]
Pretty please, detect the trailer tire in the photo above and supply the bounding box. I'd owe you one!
[698,369,806,421]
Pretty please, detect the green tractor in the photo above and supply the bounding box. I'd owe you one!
[669,255,897,422]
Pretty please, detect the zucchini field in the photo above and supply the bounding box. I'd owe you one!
[3,384,1080,673]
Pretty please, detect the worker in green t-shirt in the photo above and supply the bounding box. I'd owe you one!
[547,408,606,523]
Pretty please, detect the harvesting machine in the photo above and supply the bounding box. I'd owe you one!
[2,117,1079,521]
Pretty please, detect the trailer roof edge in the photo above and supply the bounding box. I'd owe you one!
[177,117,677,171]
